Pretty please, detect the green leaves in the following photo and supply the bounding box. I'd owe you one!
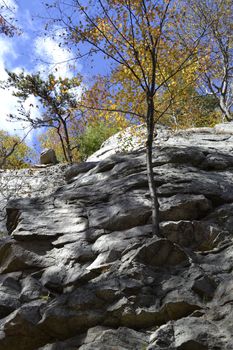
[78,121,120,160]
[3,70,84,164]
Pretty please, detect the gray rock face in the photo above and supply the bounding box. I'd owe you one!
[40,148,58,165]
[0,122,233,349]
[0,164,68,234]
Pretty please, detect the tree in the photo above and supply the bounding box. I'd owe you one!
[0,130,32,169]
[46,0,207,236]
[39,77,129,161]
[4,71,83,164]
[186,0,233,121]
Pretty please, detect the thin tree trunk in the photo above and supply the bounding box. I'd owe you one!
[0,141,18,168]
[146,96,161,237]
[219,96,232,121]
[56,126,69,163]
[61,119,73,164]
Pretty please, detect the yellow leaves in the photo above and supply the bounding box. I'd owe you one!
[150,26,161,39]
[89,17,113,43]
[0,130,32,169]
[61,89,68,94]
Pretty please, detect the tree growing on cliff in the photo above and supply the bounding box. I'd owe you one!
[38,74,129,162]
[4,71,83,164]
[39,117,123,162]
[45,0,207,236]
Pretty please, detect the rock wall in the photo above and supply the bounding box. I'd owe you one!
[0,164,68,233]
[1,123,233,349]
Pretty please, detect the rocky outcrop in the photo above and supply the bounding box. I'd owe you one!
[1,123,233,349]
[40,149,58,165]
[0,164,68,234]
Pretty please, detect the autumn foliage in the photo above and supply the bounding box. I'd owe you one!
[0,130,32,169]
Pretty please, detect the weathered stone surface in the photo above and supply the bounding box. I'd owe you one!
[0,287,21,318]
[79,326,149,350]
[92,225,152,254]
[192,275,217,300]
[20,275,45,302]
[87,124,170,161]
[37,326,149,350]
[40,148,58,165]
[0,164,68,234]
[132,238,189,267]
[88,195,151,231]
[37,334,85,350]
[38,289,105,338]
[40,266,66,292]
[160,220,196,247]
[159,194,212,221]
[65,162,98,183]
[0,123,233,349]
[148,316,231,349]
[0,240,54,273]
[160,219,228,250]
[214,121,233,134]
[0,300,52,350]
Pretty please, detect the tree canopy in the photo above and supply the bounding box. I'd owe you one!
[5,71,83,164]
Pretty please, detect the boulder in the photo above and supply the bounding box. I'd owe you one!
[40,149,58,165]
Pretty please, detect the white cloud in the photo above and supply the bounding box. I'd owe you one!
[0,36,39,143]
[33,32,84,105]
[0,37,21,132]
[34,34,82,79]
[0,0,25,136]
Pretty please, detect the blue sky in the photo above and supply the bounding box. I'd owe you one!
[0,0,105,151]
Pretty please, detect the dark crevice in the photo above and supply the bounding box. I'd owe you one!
[178,340,208,350]
[6,208,21,234]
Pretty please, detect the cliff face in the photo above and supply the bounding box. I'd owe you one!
[0,165,68,233]
[1,123,233,349]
